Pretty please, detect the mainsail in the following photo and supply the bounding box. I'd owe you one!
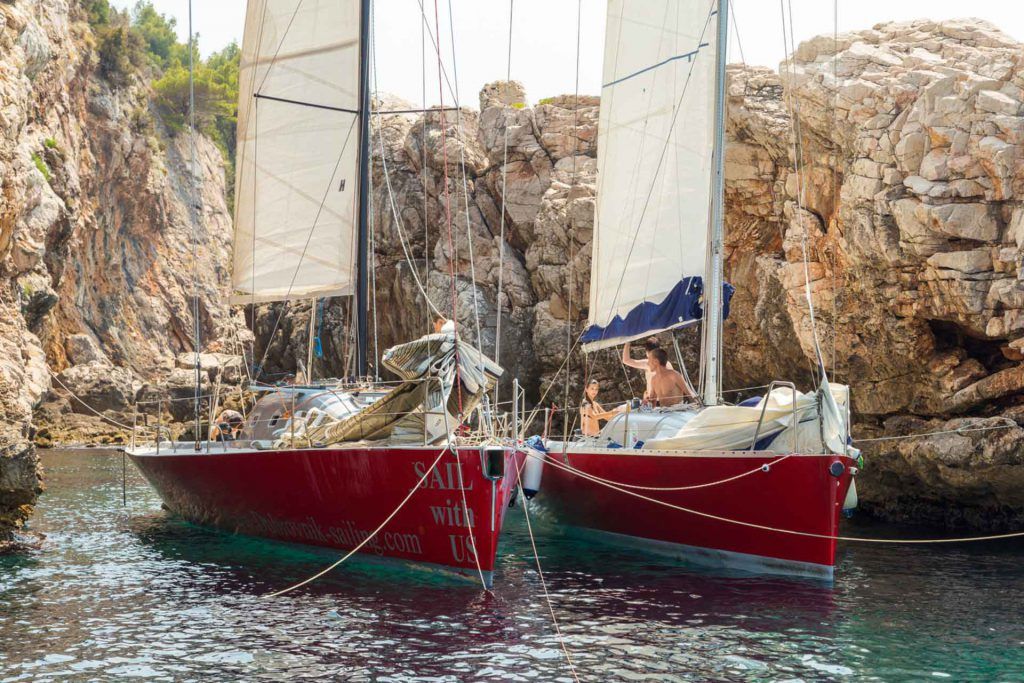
[232,0,363,303]
[582,0,728,351]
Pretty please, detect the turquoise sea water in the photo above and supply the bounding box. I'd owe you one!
[1,449,1022,681]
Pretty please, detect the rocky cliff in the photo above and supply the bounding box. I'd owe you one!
[0,0,236,547]
[3,5,1024,541]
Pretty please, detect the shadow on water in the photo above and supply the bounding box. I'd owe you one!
[1,449,1022,681]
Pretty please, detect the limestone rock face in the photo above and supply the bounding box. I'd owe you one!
[720,19,1024,529]
[0,1,238,542]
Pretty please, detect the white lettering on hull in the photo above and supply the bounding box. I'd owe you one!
[248,512,423,556]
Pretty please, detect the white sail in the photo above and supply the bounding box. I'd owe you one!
[232,0,363,304]
[582,0,722,351]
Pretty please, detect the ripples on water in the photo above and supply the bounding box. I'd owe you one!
[1,450,1022,681]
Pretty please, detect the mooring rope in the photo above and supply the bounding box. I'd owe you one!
[538,449,793,492]
[264,444,450,598]
[528,449,1024,544]
[515,451,580,682]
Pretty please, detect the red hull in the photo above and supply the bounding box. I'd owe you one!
[128,445,524,585]
[536,449,855,579]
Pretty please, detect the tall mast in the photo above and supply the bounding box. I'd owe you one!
[355,0,372,378]
[701,0,729,406]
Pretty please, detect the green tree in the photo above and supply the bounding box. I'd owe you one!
[96,15,144,88]
[84,0,112,26]
[152,64,233,133]
[131,1,179,69]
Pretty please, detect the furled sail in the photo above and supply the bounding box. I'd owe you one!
[232,0,363,303]
[582,0,728,351]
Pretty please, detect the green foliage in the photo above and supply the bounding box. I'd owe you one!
[511,102,526,110]
[152,64,233,132]
[95,16,145,87]
[84,0,112,27]
[44,138,58,149]
[83,0,240,202]
[537,97,555,106]
[32,153,52,183]
[131,1,188,69]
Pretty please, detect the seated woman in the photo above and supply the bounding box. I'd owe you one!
[579,379,626,437]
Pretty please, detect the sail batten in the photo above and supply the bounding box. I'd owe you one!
[582,0,725,351]
[232,0,363,304]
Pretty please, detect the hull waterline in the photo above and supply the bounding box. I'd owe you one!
[535,448,855,580]
[127,445,525,587]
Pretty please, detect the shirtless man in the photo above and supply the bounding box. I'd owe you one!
[622,338,673,403]
[647,348,693,407]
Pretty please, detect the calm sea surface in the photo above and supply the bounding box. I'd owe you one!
[1,449,1022,682]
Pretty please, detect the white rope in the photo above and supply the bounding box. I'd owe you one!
[853,419,1018,444]
[439,396,490,589]
[540,449,792,492]
[518,475,580,682]
[531,449,1024,544]
[493,0,515,375]
[779,0,828,380]
[445,0,488,383]
[264,444,449,598]
[371,33,443,319]
[187,0,202,446]
[49,372,134,431]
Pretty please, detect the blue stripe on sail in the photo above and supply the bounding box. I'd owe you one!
[602,43,711,89]
[580,277,735,345]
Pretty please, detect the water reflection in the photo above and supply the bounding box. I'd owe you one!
[1,450,1021,681]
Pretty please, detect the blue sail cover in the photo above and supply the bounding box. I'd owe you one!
[581,277,734,349]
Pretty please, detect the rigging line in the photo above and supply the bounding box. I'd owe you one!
[421,6,430,334]
[264,444,451,598]
[254,0,306,97]
[729,0,746,65]
[49,372,134,432]
[853,419,1018,444]
[493,0,515,380]
[562,0,583,445]
[374,111,443,318]
[412,0,462,109]
[519,482,581,683]
[439,399,490,590]
[527,450,1024,545]
[432,0,464,414]
[521,333,584,438]
[600,4,718,343]
[536,449,792,492]
[251,116,359,382]
[779,0,826,381]
[830,0,840,381]
[188,0,202,449]
[369,152,379,379]
[370,18,442,321]
[446,0,487,387]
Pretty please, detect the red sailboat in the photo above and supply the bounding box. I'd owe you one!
[526,0,858,580]
[127,0,523,587]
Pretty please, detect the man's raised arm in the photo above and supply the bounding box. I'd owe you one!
[622,341,647,370]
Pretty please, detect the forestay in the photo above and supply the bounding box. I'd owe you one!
[232,0,362,303]
[582,0,723,351]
